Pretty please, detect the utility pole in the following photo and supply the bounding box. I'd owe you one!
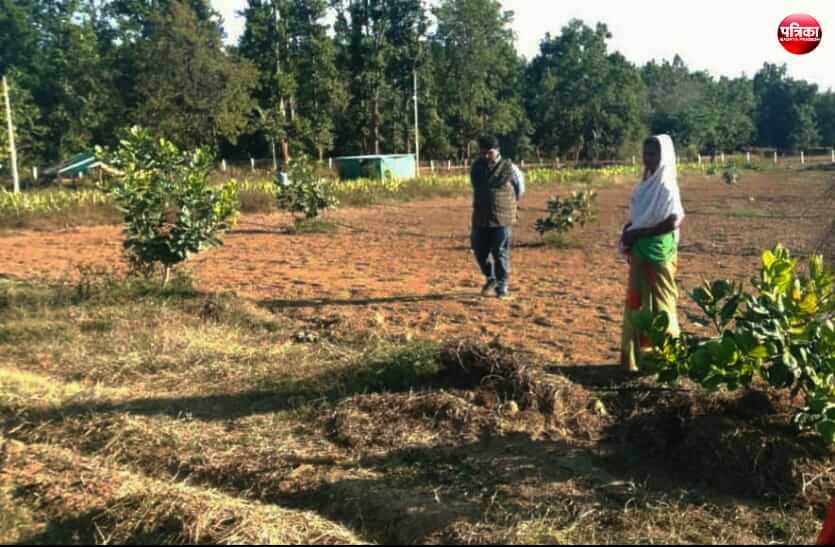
[2,75,19,193]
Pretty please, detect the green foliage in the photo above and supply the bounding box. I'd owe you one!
[99,127,239,282]
[431,0,529,156]
[133,2,258,150]
[0,189,109,216]
[526,20,645,160]
[534,191,598,237]
[240,0,346,160]
[0,68,43,168]
[4,1,835,170]
[275,156,337,219]
[722,164,740,185]
[754,64,822,151]
[639,245,835,443]
[642,57,757,154]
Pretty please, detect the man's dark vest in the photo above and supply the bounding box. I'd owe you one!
[471,157,517,228]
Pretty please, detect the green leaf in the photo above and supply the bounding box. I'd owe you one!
[748,345,769,359]
[719,294,741,325]
[816,420,835,444]
[658,367,679,383]
[765,362,794,389]
[762,249,777,269]
[688,348,712,380]
[702,374,724,392]
[799,292,818,315]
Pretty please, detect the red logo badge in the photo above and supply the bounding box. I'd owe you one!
[778,14,822,55]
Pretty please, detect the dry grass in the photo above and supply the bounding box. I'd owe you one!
[0,439,367,544]
[0,203,121,232]
[0,278,832,544]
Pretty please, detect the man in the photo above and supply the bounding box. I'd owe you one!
[470,135,525,299]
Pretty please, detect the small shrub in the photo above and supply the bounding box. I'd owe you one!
[723,164,741,185]
[638,245,835,443]
[99,127,239,285]
[275,156,338,219]
[534,190,598,238]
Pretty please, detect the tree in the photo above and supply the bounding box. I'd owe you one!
[0,0,37,76]
[101,126,239,285]
[332,0,395,155]
[816,92,835,147]
[754,63,820,151]
[0,68,43,169]
[285,0,346,160]
[697,76,757,154]
[5,0,118,162]
[526,20,645,160]
[133,1,258,150]
[106,0,222,40]
[239,0,292,163]
[431,0,528,159]
[641,56,716,153]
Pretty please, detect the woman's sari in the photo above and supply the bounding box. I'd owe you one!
[620,135,685,371]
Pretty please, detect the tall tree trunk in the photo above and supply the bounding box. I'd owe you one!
[373,91,380,155]
[274,0,289,163]
[279,97,290,162]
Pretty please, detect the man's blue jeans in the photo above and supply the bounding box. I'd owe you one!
[471,226,512,289]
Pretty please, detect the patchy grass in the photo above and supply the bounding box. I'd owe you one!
[288,218,340,234]
[729,206,765,218]
[238,190,276,214]
[0,202,121,232]
[542,232,584,249]
[0,279,831,544]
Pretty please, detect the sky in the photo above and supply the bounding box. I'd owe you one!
[212,0,835,91]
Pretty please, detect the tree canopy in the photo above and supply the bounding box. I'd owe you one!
[0,0,832,170]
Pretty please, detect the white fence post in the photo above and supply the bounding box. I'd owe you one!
[831,148,835,163]
[774,151,778,164]
[430,160,435,173]
[250,158,255,172]
[720,152,725,163]
[33,166,38,180]
[520,159,525,168]
[697,154,702,166]
[746,151,751,163]
[221,159,227,172]
[801,151,805,164]
[631,155,636,165]
[328,157,333,169]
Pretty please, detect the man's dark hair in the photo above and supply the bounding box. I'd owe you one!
[478,135,500,150]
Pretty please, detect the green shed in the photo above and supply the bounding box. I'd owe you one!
[334,154,417,181]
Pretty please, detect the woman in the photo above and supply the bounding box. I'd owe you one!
[620,135,685,372]
[819,498,835,544]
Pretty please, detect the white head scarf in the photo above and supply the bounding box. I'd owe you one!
[628,134,685,238]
